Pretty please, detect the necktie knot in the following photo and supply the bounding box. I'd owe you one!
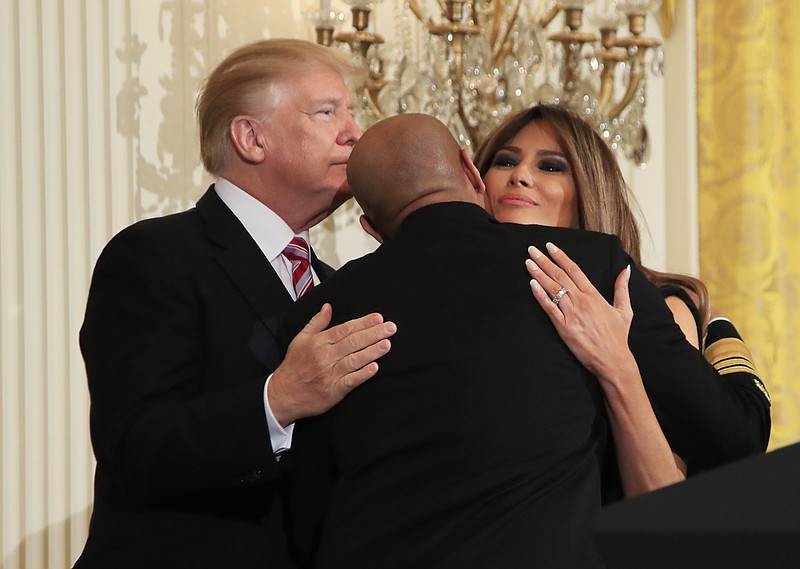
[282,237,314,298]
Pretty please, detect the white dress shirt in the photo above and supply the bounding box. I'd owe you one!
[214,178,319,456]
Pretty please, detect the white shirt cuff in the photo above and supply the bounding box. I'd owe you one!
[263,373,294,456]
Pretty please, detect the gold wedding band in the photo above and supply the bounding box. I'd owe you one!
[551,287,569,306]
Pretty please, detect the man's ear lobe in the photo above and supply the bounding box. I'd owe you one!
[229,116,266,164]
[359,214,385,244]
[460,148,486,195]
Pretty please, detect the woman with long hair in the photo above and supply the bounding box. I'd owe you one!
[473,104,769,495]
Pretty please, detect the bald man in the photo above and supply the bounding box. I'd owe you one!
[279,114,765,568]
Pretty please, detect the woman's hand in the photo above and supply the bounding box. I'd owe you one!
[526,242,633,380]
[526,242,686,495]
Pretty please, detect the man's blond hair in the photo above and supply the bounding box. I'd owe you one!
[196,39,365,177]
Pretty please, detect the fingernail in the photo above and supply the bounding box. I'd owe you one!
[526,258,539,271]
[530,279,542,292]
[545,242,559,254]
[528,245,543,259]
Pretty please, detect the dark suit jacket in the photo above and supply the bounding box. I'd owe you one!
[74,186,333,569]
[280,202,770,569]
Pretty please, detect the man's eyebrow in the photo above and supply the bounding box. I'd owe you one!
[309,95,345,106]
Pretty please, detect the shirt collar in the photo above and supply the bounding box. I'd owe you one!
[214,177,311,262]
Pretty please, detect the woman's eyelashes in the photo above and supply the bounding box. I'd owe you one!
[491,152,518,168]
[491,153,569,174]
[537,158,569,173]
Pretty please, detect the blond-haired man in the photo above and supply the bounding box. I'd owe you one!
[74,39,396,569]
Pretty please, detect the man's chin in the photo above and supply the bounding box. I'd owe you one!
[327,183,354,214]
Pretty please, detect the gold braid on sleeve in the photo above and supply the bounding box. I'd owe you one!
[704,336,770,403]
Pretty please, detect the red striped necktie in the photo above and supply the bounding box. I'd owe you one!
[282,237,314,298]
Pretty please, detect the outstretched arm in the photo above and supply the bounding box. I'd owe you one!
[527,243,685,496]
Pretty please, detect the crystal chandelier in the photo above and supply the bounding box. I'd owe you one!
[307,0,666,165]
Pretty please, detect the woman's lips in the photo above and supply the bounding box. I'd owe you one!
[499,193,537,207]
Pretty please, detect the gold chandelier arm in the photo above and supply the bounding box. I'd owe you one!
[457,100,482,148]
[660,0,675,38]
[363,85,383,118]
[450,30,468,75]
[488,0,506,47]
[492,0,523,65]
[597,63,616,113]
[531,0,548,21]
[607,36,660,119]
[607,50,644,119]
[488,1,501,46]
[538,3,561,28]
[407,0,427,24]
[494,41,514,65]
[595,50,626,114]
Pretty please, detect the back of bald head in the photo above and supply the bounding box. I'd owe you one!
[347,113,471,237]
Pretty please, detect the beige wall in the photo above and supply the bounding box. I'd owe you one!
[0,1,695,567]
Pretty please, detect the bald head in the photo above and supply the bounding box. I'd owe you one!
[347,113,484,238]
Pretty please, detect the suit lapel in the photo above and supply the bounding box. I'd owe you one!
[196,187,293,362]
[310,249,335,282]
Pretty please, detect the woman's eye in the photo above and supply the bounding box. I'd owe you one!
[538,160,567,173]
[492,155,517,168]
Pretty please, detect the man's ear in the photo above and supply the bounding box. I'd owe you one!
[359,214,385,244]
[229,116,267,164]
[460,148,486,196]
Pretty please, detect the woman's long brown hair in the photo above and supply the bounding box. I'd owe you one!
[473,104,710,331]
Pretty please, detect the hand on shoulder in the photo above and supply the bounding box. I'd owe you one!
[269,304,397,426]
